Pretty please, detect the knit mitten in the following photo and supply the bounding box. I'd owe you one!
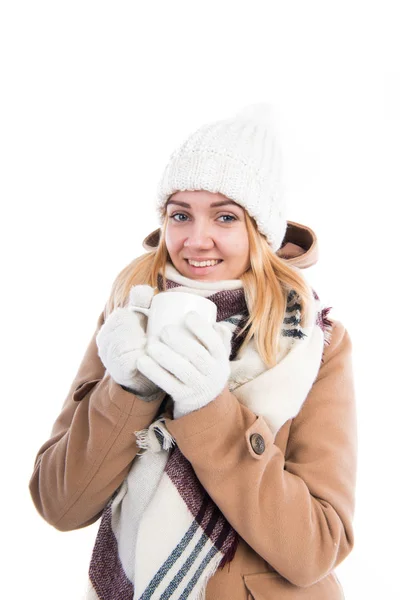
[96,285,160,399]
[136,311,232,418]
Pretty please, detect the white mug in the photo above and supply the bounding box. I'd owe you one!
[131,291,217,338]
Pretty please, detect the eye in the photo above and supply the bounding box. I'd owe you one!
[170,213,189,222]
[218,214,237,223]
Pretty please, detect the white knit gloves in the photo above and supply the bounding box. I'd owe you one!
[96,286,233,416]
[136,311,232,419]
[96,285,160,400]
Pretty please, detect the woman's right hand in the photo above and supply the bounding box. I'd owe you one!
[96,285,160,396]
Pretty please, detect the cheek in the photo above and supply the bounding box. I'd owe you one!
[165,226,180,255]
[223,230,249,257]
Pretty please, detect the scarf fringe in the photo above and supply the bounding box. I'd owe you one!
[191,555,222,600]
[135,420,176,454]
[313,288,334,351]
[319,306,333,346]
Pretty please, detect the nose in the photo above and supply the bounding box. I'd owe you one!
[183,223,215,250]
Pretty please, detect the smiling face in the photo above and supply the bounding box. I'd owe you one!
[164,190,251,281]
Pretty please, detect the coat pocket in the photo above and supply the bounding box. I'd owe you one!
[243,571,344,600]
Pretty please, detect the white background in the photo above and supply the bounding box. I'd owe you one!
[1,1,399,598]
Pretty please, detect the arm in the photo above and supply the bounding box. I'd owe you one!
[165,320,357,587]
[28,309,165,532]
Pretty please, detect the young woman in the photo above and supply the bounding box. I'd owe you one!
[29,105,357,600]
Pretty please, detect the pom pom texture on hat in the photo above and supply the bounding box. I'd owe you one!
[156,103,287,252]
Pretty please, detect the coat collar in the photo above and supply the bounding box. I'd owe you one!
[142,220,318,269]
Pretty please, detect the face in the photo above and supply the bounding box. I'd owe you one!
[164,190,251,281]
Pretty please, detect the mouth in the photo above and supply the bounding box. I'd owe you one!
[184,259,223,272]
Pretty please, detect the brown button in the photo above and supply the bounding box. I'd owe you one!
[250,433,265,455]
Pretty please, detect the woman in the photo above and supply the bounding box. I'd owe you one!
[29,105,357,599]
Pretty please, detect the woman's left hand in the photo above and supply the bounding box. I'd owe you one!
[136,311,232,419]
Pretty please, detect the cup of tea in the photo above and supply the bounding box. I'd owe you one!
[130,291,217,338]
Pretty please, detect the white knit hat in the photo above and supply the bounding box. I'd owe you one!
[155,102,287,252]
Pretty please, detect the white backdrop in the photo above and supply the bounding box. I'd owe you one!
[1,1,399,598]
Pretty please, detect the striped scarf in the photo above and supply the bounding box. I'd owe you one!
[86,264,332,600]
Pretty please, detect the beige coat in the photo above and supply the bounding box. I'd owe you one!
[29,221,357,599]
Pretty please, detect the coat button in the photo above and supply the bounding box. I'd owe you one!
[250,433,265,455]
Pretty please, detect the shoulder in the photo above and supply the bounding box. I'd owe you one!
[317,318,353,384]
[322,318,352,359]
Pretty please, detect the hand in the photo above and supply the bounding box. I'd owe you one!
[136,311,232,418]
[96,285,160,397]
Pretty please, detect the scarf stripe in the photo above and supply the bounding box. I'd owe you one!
[179,546,219,600]
[89,499,133,600]
[139,460,234,600]
[286,301,302,313]
[157,510,221,599]
[180,517,233,599]
[165,448,237,549]
[207,289,248,323]
[138,497,210,599]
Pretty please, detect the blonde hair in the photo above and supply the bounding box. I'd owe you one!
[104,212,312,368]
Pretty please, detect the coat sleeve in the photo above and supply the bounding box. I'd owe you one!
[28,308,165,532]
[165,319,357,588]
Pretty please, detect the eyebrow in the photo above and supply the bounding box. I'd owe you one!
[166,199,239,209]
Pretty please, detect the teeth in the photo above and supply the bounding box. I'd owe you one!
[188,259,220,267]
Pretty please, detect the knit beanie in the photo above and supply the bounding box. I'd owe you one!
[155,102,287,253]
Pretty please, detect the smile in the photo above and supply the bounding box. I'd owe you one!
[185,259,223,269]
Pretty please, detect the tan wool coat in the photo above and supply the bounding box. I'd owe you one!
[29,221,357,600]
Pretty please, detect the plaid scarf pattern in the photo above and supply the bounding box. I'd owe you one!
[86,266,332,600]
